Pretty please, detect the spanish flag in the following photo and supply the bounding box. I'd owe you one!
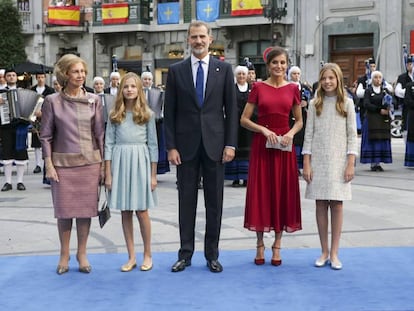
[48,6,81,26]
[231,0,263,16]
[102,3,129,25]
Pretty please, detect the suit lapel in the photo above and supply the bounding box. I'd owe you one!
[181,58,200,108]
[204,57,219,104]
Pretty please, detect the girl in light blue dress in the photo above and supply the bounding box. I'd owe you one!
[104,72,158,272]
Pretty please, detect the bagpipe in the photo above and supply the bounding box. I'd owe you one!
[381,84,394,121]
[99,93,116,124]
[365,59,373,87]
[0,88,43,126]
[301,88,311,102]
[402,44,409,72]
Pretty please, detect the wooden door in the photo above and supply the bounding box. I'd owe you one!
[331,52,373,87]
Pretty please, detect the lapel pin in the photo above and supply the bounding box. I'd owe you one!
[216,68,220,72]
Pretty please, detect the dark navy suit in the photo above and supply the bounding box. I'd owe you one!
[164,56,238,261]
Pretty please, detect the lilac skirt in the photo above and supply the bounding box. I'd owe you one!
[51,164,100,219]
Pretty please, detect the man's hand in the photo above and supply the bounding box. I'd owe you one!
[168,149,181,166]
[222,147,235,163]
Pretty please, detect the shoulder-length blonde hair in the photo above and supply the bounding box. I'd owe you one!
[54,54,88,88]
[109,72,151,125]
[314,63,347,117]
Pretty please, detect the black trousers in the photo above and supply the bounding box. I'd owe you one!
[0,124,28,161]
[176,145,224,261]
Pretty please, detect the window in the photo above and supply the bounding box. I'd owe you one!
[18,0,30,11]
[332,34,373,51]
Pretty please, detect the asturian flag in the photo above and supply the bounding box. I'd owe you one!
[158,2,180,25]
[197,0,219,22]
[231,0,263,16]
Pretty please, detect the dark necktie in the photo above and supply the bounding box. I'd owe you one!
[196,60,204,106]
[144,88,149,101]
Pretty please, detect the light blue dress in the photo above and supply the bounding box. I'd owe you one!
[104,112,158,210]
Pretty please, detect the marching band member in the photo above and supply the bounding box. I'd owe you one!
[403,79,414,167]
[395,54,414,137]
[288,65,311,175]
[30,73,55,174]
[360,70,393,172]
[0,68,29,191]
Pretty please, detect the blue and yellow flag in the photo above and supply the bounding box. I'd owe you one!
[158,2,180,25]
[197,0,219,22]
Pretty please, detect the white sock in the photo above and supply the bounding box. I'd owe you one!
[3,163,12,184]
[16,165,25,183]
[34,148,42,167]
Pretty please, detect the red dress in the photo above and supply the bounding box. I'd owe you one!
[244,82,302,233]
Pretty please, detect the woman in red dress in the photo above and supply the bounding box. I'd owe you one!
[241,47,303,266]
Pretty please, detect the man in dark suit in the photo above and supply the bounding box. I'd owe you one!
[164,20,238,273]
[141,71,170,175]
[30,73,55,174]
[104,71,120,96]
[356,58,376,125]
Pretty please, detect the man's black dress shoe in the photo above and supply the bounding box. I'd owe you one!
[1,183,12,191]
[33,165,41,174]
[171,259,191,272]
[207,260,223,273]
[17,183,26,191]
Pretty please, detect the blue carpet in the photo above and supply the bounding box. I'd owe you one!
[1,247,413,311]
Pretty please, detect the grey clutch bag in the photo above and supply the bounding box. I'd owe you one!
[265,136,292,152]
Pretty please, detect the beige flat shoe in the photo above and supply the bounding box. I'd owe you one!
[140,262,153,271]
[121,262,137,272]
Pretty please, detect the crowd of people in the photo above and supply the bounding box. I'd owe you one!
[1,20,413,276]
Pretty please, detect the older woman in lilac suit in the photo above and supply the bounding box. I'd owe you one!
[40,54,104,275]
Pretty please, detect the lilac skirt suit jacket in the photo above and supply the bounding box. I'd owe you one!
[40,91,104,167]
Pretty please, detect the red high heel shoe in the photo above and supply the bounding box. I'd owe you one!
[271,245,282,266]
[254,244,265,265]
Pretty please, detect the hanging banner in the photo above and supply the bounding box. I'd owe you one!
[197,0,219,22]
[48,6,81,26]
[231,0,263,16]
[102,3,129,25]
[158,2,180,25]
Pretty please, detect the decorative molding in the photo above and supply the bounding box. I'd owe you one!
[329,1,375,13]
[409,0,414,6]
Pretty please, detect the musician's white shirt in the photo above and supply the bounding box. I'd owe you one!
[109,87,118,96]
[35,86,45,95]
[356,82,367,98]
[395,73,413,99]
